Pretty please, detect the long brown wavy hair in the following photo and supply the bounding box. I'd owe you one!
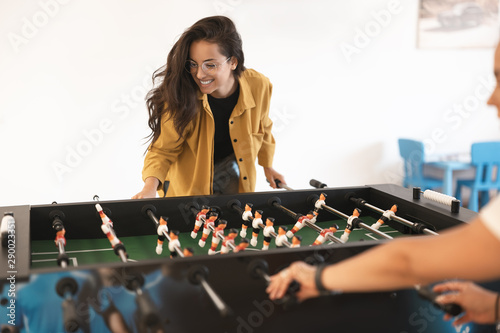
[146,16,246,144]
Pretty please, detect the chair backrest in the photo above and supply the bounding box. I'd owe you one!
[471,141,500,188]
[398,139,426,185]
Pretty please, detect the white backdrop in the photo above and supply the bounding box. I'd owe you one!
[1,0,500,206]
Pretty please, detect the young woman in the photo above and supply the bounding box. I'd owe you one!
[133,16,285,198]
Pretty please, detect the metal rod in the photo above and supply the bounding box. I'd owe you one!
[57,241,68,268]
[354,201,438,236]
[200,277,230,316]
[320,204,393,240]
[274,201,341,244]
[303,221,343,244]
[357,222,393,240]
[118,249,128,263]
[207,223,238,251]
[321,204,349,220]
[257,268,272,284]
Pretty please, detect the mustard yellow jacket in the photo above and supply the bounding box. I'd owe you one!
[142,69,276,197]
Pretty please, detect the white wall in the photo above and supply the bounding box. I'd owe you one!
[1,0,499,206]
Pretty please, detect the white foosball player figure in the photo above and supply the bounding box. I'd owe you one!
[371,205,397,230]
[169,230,181,258]
[275,226,289,248]
[156,216,169,255]
[262,218,275,250]
[240,203,253,238]
[340,208,361,243]
[250,210,264,247]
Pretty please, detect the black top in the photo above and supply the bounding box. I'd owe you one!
[208,85,240,162]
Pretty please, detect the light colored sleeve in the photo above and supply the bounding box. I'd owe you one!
[479,195,500,241]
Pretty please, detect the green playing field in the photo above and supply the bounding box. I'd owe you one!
[31,217,402,269]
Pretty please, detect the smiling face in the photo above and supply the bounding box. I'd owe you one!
[487,44,500,118]
[189,40,238,98]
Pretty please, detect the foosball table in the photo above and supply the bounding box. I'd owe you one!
[1,183,498,333]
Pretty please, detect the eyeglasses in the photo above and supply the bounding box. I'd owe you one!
[185,57,231,75]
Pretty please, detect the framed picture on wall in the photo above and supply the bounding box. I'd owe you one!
[417,0,499,48]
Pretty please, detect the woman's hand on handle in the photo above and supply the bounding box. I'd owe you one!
[263,167,286,189]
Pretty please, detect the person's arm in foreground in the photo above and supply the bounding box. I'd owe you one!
[267,217,500,301]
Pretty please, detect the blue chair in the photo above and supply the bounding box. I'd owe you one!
[455,141,500,211]
[398,139,443,191]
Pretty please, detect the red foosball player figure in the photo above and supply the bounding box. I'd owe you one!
[234,238,249,253]
[275,226,288,248]
[286,211,315,238]
[340,208,361,243]
[156,216,169,255]
[198,212,218,247]
[55,228,66,247]
[169,230,181,258]
[96,204,113,227]
[371,204,398,230]
[312,224,339,245]
[250,210,264,247]
[291,235,302,248]
[191,205,209,239]
[183,247,194,257]
[221,228,238,254]
[313,193,327,220]
[240,203,253,238]
[262,218,275,250]
[208,220,227,255]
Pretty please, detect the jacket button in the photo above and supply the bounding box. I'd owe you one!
[233,139,237,142]
[243,176,247,180]
[239,158,243,162]
[230,121,234,124]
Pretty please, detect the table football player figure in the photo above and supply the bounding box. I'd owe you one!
[340,208,361,243]
[55,227,66,248]
[240,203,254,238]
[234,238,249,253]
[312,224,339,246]
[313,192,327,220]
[262,218,275,250]
[169,230,181,258]
[371,204,397,230]
[156,216,169,255]
[250,210,264,247]
[191,205,209,239]
[275,226,288,248]
[286,211,315,238]
[221,228,238,254]
[199,212,218,247]
[208,220,227,255]
[291,235,302,248]
[183,247,194,257]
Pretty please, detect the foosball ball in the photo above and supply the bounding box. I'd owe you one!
[1,183,498,332]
